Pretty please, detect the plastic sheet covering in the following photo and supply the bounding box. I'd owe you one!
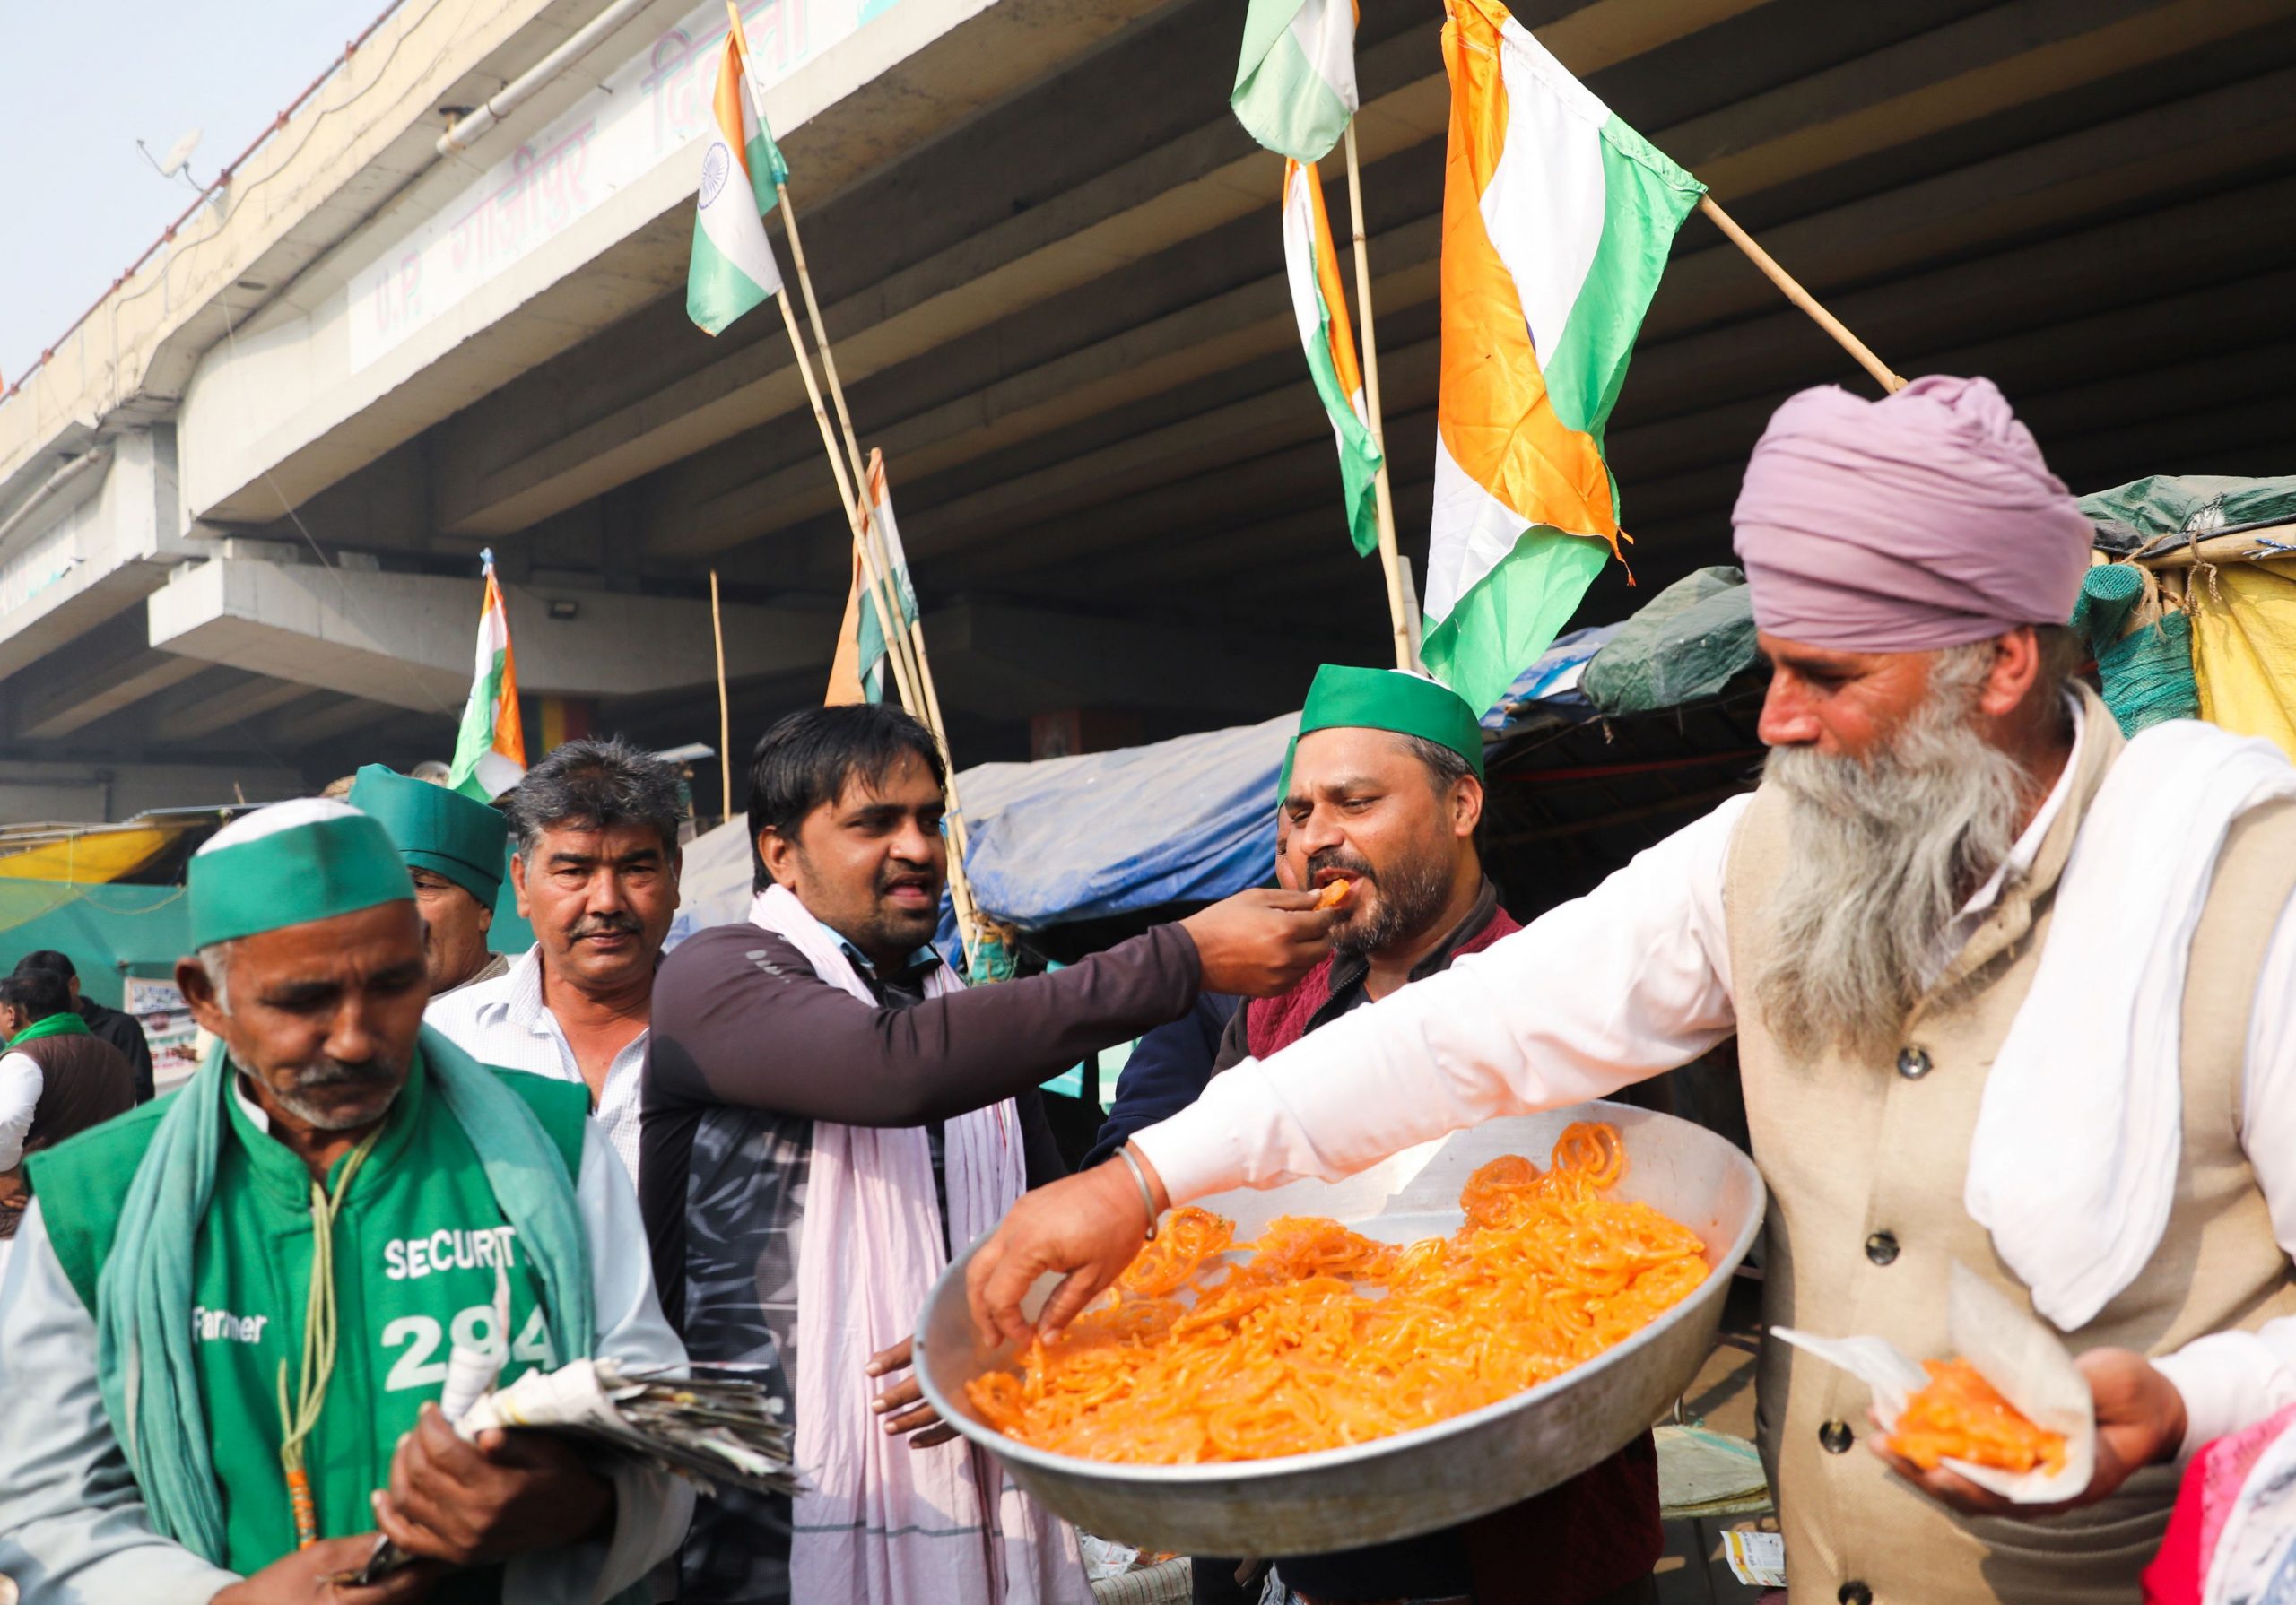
[1582,567,1758,717]
[1479,625,1622,733]
[669,717,1294,939]
[2079,474,2296,551]
[957,714,1296,930]
[2188,556,2296,760]
[667,814,760,950]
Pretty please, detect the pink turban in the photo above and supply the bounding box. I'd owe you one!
[1730,375,2092,652]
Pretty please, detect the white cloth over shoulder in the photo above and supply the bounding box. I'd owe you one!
[1967,721,2296,1332]
[750,885,1087,1605]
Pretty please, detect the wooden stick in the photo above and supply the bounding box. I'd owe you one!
[773,292,922,722]
[782,188,931,713]
[2132,522,2296,570]
[1699,195,1905,394]
[1342,120,1420,672]
[709,569,732,820]
[731,5,988,967]
[775,187,974,863]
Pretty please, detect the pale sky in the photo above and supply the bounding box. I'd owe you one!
[0,0,388,387]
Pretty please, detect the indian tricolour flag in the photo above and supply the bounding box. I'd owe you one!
[686,15,787,335]
[1282,160,1381,557]
[825,453,917,707]
[1422,0,1703,717]
[1232,0,1357,162]
[448,551,526,801]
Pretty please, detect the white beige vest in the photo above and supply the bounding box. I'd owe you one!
[1725,692,2296,1605]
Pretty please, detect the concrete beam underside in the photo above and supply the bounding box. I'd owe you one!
[144,558,839,711]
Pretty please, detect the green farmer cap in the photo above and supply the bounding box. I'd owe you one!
[346,763,509,907]
[189,798,415,950]
[1280,664,1486,800]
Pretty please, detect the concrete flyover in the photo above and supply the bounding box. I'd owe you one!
[2,0,2291,818]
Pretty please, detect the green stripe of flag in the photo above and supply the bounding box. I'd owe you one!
[1298,304,1382,558]
[1421,528,1608,720]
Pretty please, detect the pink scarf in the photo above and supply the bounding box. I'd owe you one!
[751,886,1089,1605]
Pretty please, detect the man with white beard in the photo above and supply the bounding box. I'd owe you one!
[966,376,2296,1605]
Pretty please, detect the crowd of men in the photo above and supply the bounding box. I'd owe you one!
[3,373,2296,1605]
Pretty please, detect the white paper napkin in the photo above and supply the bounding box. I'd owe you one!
[1770,1262,2095,1503]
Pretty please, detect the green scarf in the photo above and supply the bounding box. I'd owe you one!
[93,1024,596,1565]
[8,1010,91,1046]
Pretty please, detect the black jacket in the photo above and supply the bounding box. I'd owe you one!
[78,999,153,1104]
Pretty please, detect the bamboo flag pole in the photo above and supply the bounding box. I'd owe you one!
[1698,196,1906,394]
[771,291,922,722]
[1342,120,1420,673]
[770,282,992,948]
[726,5,965,829]
[768,170,976,869]
[709,569,732,820]
[772,288,991,950]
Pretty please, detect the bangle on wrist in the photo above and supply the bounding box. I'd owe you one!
[1115,1146,1160,1242]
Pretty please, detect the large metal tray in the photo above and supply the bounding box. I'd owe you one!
[914,1102,1766,1556]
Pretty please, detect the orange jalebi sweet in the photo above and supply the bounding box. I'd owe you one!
[1885,1358,2067,1476]
[967,1122,1709,1464]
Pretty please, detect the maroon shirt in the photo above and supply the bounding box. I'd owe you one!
[1215,881,1665,1605]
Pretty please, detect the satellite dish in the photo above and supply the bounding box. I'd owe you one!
[159,127,203,178]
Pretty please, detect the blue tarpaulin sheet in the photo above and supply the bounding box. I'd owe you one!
[957,713,1295,930]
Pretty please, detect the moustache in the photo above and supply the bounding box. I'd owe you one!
[877,869,941,897]
[290,1056,398,1090]
[567,913,643,940]
[1306,849,1377,887]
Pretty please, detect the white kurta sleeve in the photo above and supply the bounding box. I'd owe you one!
[0,1050,46,1170]
[2153,888,2296,1457]
[502,1122,695,1603]
[1134,794,1749,1205]
[0,1201,243,1603]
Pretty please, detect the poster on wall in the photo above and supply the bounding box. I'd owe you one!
[124,975,202,1090]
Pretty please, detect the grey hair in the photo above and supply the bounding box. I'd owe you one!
[501,736,687,858]
[196,941,235,1014]
[1753,640,2028,1064]
[1397,733,1486,852]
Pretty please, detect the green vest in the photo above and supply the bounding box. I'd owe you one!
[35,1061,588,1595]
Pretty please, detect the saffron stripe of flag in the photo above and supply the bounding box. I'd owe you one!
[854,451,917,705]
[686,20,787,336]
[1422,0,1703,718]
[448,551,527,801]
[1232,0,1358,163]
[1281,160,1382,558]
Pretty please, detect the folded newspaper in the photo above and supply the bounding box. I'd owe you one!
[351,1356,799,1584]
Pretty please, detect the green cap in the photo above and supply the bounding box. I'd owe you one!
[347,763,509,906]
[1280,665,1486,800]
[190,799,415,950]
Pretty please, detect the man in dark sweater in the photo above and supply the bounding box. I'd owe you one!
[13,951,153,1103]
[1194,666,1661,1605]
[642,703,1340,1605]
[0,967,135,1246]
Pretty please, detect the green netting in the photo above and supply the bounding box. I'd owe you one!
[2069,564,2200,737]
[0,882,196,1009]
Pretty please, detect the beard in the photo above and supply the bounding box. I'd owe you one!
[1313,840,1458,960]
[1753,655,2030,1065]
[261,1053,406,1132]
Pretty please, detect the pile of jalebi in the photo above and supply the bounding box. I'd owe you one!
[1885,1358,2067,1476]
[967,1122,1710,1463]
